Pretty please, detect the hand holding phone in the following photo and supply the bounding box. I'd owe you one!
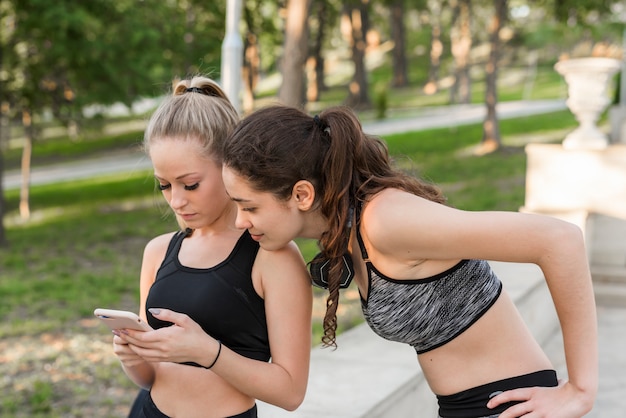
[94,308,153,332]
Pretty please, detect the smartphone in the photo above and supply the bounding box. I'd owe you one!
[94,308,153,332]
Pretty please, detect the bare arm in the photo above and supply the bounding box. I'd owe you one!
[119,240,313,410]
[112,233,174,389]
[205,241,312,410]
[365,190,598,414]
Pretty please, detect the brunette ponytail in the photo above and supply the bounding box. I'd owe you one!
[222,104,446,347]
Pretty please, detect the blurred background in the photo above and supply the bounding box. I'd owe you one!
[0,0,624,416]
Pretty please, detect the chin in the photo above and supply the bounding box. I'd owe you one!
[259,240,287,252]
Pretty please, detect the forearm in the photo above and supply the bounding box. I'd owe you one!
[121,359,156,390]
[539,225,598,400]
[559,290,598,397]
[200,344,306,411]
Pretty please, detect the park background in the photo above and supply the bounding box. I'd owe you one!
[0,1,624,416]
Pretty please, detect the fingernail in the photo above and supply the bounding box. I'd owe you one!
[488,391,503,399]
[112,330,120,336]
[149,308,161,315]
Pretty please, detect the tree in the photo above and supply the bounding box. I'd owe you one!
[278,0,313,108]
[1,0,228,226]
[306,0,331,102]
[480,0,508,152]
[551,0,613,25]
[423,0,444,95]
[242,2,262,114]
[389,0,408,87]
[242,0,283,113]
[449,0,473,104]
[0,0,16,246]
[5,0,166,219]
[343,0,372,109]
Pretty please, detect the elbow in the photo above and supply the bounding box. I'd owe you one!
[279,388,307,411]
[548,219,586,253]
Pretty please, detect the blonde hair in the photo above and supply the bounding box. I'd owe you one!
[144,76,239,229]
[143,76,238,160]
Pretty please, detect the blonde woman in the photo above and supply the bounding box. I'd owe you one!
[112,80,312,418]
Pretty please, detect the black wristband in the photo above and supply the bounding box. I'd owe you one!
[205,340,222,369]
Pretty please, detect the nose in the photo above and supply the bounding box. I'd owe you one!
[234,208,252,230]
[169,187,187,210]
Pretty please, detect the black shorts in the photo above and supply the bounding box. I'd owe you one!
[436,369,558,418]
[135,390,258,418]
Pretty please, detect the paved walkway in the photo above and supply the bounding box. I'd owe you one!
[542,305,626,417]
[2,99,567,191]
[4,98,624,416]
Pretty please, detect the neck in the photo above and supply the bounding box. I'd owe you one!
[300,210,328,240]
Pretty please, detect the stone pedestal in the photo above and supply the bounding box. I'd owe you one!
[610,105,626,144]
[522,143,626,281]
[554,58,622,150]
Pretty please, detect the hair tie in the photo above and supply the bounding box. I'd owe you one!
[313,115,331,135]
[185,87,208,95]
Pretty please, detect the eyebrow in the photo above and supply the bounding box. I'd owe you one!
[154,173,198,181]
[229,196,252,203]
[224,190,251,203]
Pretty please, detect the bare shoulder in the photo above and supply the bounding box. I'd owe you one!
[256,241,306,272]
[142,231,177,262]
[254,242,309,291]
[363,189,436,238]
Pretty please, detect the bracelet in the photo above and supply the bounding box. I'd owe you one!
[205,340,222,369]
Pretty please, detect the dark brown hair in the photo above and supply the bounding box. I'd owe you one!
[222,105,446,347]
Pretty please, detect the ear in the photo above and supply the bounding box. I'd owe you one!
[292,180,316,211]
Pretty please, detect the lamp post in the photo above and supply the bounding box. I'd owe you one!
[619,29,626,107]
[221,0,243,113]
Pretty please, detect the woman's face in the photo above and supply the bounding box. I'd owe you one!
[150,138,231,230]
[221,166,305,251]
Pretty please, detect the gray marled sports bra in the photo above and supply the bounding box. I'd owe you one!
[357,206,502,354]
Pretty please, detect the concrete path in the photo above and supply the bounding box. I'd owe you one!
[542,305,626,418]
[2,99,567,191]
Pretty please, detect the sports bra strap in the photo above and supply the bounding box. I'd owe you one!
[355,203,370,261]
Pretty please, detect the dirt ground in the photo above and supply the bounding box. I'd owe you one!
[0,323,139,417]
[0,290,363,417]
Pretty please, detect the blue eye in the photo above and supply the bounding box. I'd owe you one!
[185,183,199,191]
[157,183,170,191]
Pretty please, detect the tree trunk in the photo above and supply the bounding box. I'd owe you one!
[450,0,472,104]
[0,113,6,246]
[424,0,442,95]
[242,31,260,114]
[344,1,371,109]
[0,46,7,246]
[481,0,507,152]
[20,108,33,220]
[390,0,408,88]
[307,0,328,103]
[278,0,312,108]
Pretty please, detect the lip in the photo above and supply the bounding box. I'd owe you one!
[177,213,196,220]
[249,232,263,241]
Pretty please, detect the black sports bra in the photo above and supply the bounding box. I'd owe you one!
[146,229,270,362]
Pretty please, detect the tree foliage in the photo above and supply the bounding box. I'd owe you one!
[2,0,228,125]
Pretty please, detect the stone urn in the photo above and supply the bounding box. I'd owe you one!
[554,57,622,150]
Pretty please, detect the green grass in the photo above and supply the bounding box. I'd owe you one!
[1,175,173,338]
